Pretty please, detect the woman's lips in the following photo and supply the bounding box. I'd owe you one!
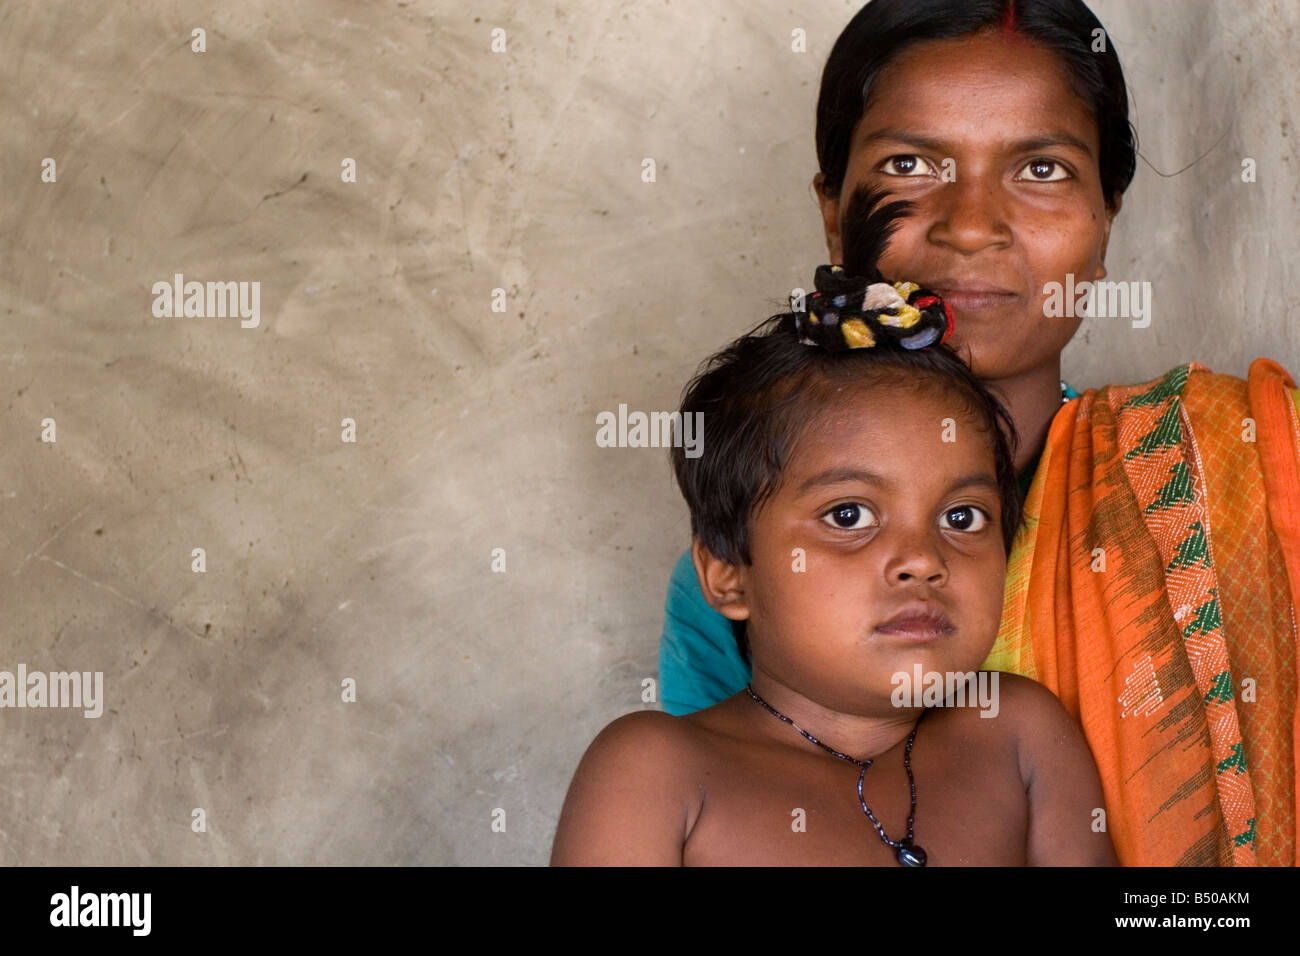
[932,288,1019,314]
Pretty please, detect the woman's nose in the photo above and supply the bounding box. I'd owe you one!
[925,174,1012,255]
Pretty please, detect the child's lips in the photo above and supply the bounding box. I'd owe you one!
[874,607,956,640]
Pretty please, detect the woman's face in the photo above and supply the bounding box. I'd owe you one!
[815,29,1120,382]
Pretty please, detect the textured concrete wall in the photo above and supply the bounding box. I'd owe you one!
[1,1,1295,865]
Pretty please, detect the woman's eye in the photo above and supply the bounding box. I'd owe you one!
[879,154,937,177]
[821,502,879,530]
[1016,158,1070,182]
[940,506,990,533]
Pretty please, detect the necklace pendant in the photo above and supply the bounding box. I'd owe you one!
[896,841,927,867]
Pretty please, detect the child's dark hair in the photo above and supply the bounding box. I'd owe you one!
[670,189,1021,664]
[816,0,1137,212]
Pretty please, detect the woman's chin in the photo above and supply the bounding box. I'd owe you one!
[945,328,1064,382]
[941,329,997,377]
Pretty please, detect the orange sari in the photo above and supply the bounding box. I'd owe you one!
[984,359,1300,865]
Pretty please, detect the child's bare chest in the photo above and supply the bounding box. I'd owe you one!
[681,714,1028,866]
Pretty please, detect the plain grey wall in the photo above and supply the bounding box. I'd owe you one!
[1,0,1295,865]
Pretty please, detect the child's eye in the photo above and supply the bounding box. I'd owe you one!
[821,502,879,530]
[1014,158,1071,182]
[940,506,990,532]
[879,154,938,178]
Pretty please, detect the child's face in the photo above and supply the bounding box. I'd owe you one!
[737,380,1007,715]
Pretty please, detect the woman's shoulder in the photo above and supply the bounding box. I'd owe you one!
[1060,361,1299,461]
[1074,358,1297,411]
[1076,362,1212,406]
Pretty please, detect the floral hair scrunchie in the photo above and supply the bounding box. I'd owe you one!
[792,263,954,352]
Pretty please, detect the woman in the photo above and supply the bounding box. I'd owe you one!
[658,0,1300,867]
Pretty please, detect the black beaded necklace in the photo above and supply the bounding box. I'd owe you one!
[745,683,930,867]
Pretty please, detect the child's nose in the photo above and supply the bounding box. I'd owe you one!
[884,538,949,587]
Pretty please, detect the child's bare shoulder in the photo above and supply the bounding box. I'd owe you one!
[991,672,1078,732]
[993,671,1065,711]
[987,675,1117,864]
[584,709,702,766]
[550,710,705,865]
[933,673,1078,772]
[924,672,1059,734]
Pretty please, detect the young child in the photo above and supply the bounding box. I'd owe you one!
[551,188,1116,867]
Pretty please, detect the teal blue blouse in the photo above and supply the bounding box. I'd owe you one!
[657,381,1081,715]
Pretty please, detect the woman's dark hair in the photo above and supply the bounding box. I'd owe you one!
[670,310,1020,664]
[816,0,1137,210]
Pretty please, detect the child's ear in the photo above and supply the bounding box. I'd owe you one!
[691,538,751,622]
